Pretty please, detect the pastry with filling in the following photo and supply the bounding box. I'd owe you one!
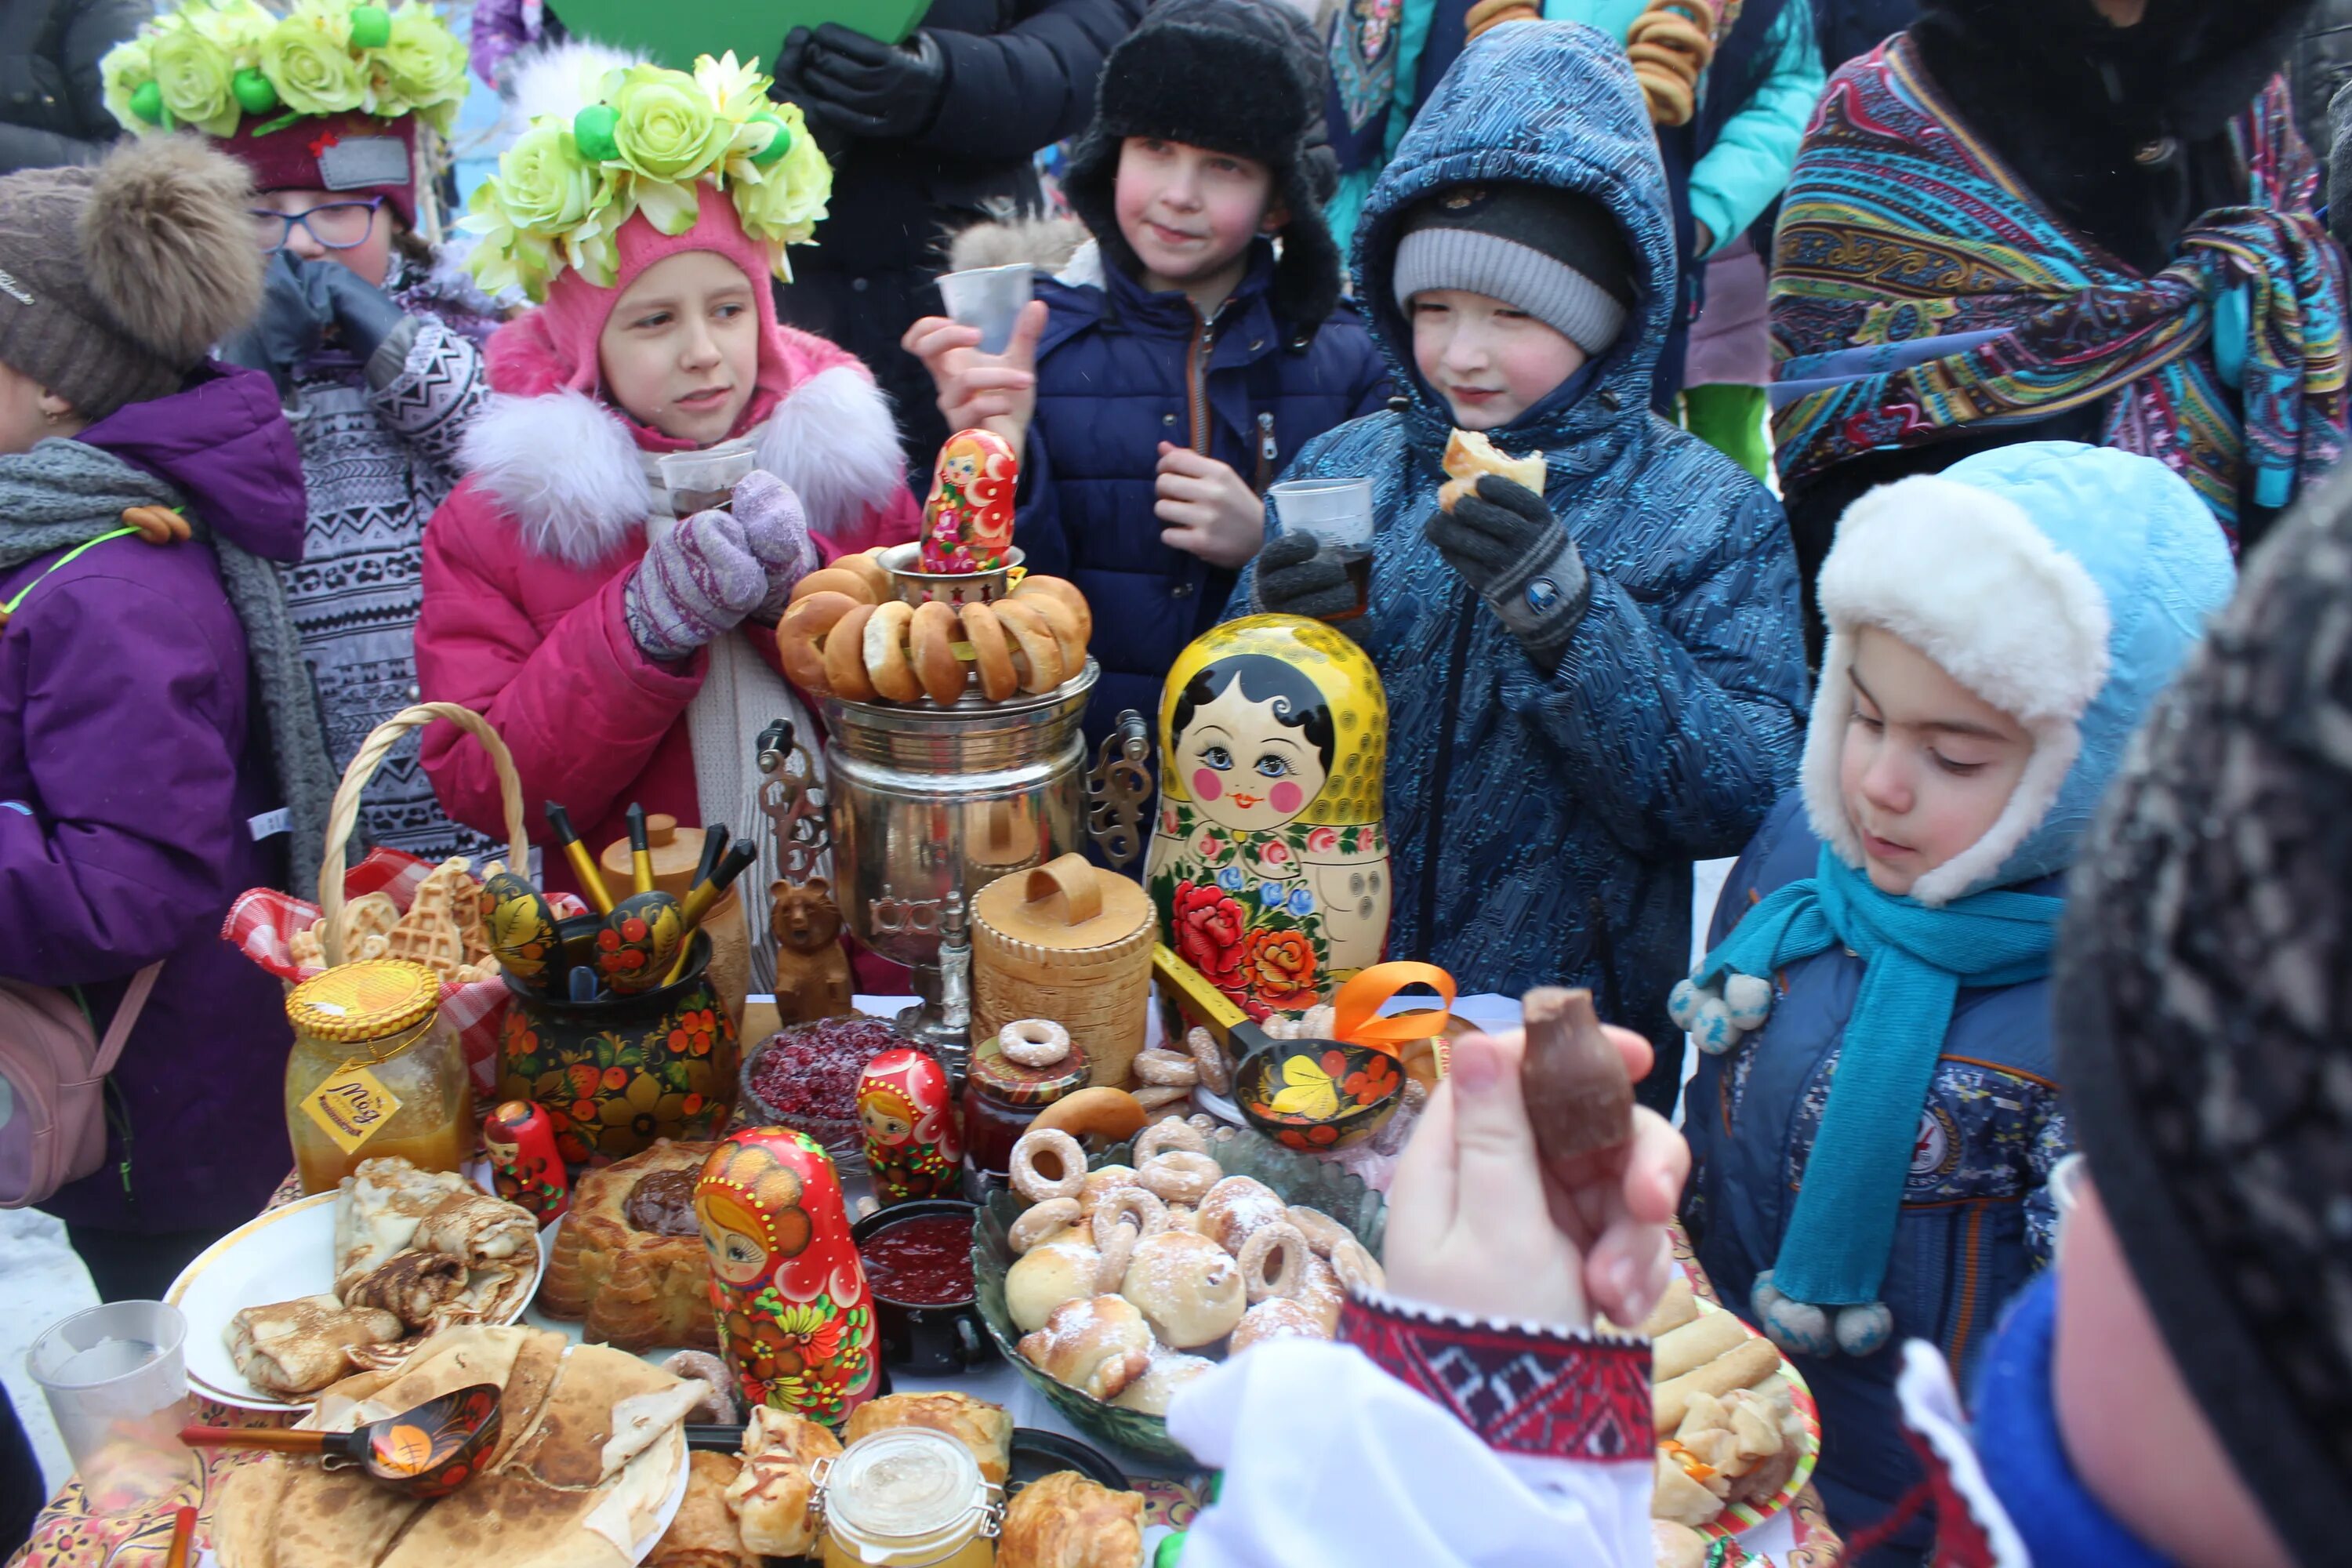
[997,1471,1145,1568]
[725,1406,841,1558]
[224,1294,405,1396]
[539,1140,720,1351]
[844,1392,1014,1486]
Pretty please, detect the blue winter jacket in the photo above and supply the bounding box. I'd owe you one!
[1227,23,1809,1046]
[1683,793,2069,1539]
[1014,239,1389,757]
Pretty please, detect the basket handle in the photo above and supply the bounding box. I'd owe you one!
[1023,853,1101,927]
[319,702,531,966]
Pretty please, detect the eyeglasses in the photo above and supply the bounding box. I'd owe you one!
[249,197,385,252]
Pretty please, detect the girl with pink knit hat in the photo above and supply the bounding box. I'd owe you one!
[415,47,919,939]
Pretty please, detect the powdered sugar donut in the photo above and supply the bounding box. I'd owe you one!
[1094,1214,1140,1294]
[1134,1118,1207,1165]
[1238,1221,1308,1302]
[1185,1025,1232,1094]
[1229,1297,1329,1354]
[1010,1196,1082,1254]
[1283,1204,1352,1258]
[999,1018,1073,1067]
[1077,1163,1142,1211]
[1011,1127,1086,1204]
[1091,1185,1169,1242]
[1137,1150,1221,1207]
[1132,1048,1200,1087]
[1330,1236,1385,1294]
[1196,1174,1289,1256]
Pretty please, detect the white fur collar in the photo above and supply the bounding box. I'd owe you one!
[1800,473,2111,906]
[459,365,906,568]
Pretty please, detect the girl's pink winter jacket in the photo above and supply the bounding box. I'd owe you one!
[416,325,920,902]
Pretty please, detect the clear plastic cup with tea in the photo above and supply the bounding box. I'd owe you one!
[1269,477,1376,620]
[28,1300,198,1514]
[657,447,758,516]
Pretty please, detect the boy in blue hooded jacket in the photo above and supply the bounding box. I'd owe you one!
[904,0,1389,753]
[1675,441,2237,1553]
[1239,20,1806,1109]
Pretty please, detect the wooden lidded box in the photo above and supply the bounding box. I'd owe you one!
[970,854,1156,1087]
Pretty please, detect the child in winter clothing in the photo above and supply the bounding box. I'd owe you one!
[104,0,502,865]
[0,139,319,1290]
[1240,22,1806,1109]
[1676,441,2236,1555]
[418,49,919,952]
[904,0,1388,750]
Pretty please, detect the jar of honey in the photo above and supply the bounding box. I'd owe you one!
[960,1029,1089,1203]
[818,1428,1001,1567]
[284,959,474,1193]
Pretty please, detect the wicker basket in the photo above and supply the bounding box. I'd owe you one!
[318,702,530,964]
[971,854,1155,1087]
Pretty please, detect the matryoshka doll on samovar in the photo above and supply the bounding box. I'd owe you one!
[695,1130,879,1426]
[920,427,1018,572]
[858,1048,961,1203]
[1145,615,1390,1020]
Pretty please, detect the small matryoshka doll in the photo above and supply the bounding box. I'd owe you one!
[858,1048,961,1203]
[1145,615,1390,1021]
[919,427,1018,573]
[482,1099,570,1221]
[695,1129,879,1427]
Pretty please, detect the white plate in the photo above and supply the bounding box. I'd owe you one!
[166,1183,548,1412]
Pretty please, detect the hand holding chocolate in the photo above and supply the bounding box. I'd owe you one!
[1519,985,1634,1179]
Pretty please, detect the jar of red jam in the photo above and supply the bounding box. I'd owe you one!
[960,1030,1090,1202]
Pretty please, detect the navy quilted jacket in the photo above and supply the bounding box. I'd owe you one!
[1226,22,1807,1047]
[1014,239,1389,754]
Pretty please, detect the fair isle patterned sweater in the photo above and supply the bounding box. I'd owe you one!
[277,253,500,865]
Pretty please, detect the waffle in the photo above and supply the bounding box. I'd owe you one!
[416,857,490,963]
[386,876,467,978]
[328,892,401,964]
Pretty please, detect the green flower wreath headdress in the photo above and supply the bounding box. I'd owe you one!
[458,53,831,301]
[100,0,470,140]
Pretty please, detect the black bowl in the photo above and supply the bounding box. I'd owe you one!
[852,1199,996,1375]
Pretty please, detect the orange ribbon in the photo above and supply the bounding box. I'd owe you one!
[1330,960,1457,1058]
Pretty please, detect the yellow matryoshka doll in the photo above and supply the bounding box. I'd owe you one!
[695,1131,879,1426]
[1145,615,1389,1020]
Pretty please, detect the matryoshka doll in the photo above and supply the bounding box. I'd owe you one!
[920,427,1018,573]
[695,1130,879,1426]
[482,1100,570,1221]
[1145,615,1390,1021]
[858,1048,962,1203]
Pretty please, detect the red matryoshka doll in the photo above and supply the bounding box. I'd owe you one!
[695,1129,879,1426]
[482,1099,570,1221]
[858,1048,961,1203]
[920,427,1018,573]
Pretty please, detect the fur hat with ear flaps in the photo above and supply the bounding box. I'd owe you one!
[1803,441,2238,906]
[0,136,263,420]
[1060,0,1344,335]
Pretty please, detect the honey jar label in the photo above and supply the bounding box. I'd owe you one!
[300,1061,405,1155]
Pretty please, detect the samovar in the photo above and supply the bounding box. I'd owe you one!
[820,662,1101,1060]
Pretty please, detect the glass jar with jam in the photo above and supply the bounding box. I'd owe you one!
[960,1032,1090,1202]
[818,1428,1002,1568]
[284,959,474,1193]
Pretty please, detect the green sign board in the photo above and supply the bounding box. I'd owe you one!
[544,0,933,70]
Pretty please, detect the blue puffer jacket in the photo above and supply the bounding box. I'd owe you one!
[1228,21,1808,1045]
[1683,793,2069,1538]
[1014,238,1389,754]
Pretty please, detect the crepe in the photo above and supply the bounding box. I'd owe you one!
[335,1157,472,1293]
[502,1342,702,1491]
[326,1325,532,1432]
[334,1158,540,1327]
[339,1249,467,1330]
[225,1295,405,1396]
[414,1186,539,1271]
[209,1454,289,1568]
[650,1451,756,1568]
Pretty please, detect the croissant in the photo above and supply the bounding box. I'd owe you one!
[1017,1294,1154,1403]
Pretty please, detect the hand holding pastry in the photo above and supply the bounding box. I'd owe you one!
[1384,1024,1686,1330]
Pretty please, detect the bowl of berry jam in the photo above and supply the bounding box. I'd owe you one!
[740,1014,910,1172]
[852,1199,993,1375]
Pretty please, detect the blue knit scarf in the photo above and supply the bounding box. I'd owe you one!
[1696,848,2063,1306]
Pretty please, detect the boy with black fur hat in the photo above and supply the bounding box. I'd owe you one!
[903,0,1387,747]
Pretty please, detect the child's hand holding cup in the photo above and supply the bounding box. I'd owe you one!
[904,272,1047,448]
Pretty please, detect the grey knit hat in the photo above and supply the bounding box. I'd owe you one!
[1392,183,1636,356]
[0,136,263,421]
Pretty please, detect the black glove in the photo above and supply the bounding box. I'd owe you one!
[771,23,948,141]
[219,254,408,396]
[1250,531,1357,619]
[1424,474,1591,672]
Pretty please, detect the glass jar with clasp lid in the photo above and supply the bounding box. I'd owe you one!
[284,959,474,1194]
[816,1428,1005,1567]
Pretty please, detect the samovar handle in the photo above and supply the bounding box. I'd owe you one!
[1085,709,1153,875]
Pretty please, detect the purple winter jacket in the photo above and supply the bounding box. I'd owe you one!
[3,363,307,1233]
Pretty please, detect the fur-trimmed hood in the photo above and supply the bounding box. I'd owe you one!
[1804,441,2236,905]
[458,332,906,568]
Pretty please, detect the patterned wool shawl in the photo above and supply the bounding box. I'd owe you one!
[1769,34,2349,543]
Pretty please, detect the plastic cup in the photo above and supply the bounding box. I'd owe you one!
[1269,477,1376,620]
[657,448,757,515]
[2049,1151,2088,1234]
[27,1300,198,1515]
[936,263,1035,354]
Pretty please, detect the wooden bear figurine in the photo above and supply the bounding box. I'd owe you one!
[771,877,855,1025]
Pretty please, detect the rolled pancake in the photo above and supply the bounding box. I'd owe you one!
[502,1343,701,1491]
[650,1451,755,1568]
[341,1249,467,1330]
[226,1295,404,1396]
[413,1187,538,1271]
[336,1158,474,1293]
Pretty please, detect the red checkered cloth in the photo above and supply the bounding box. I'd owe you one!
[220,849,587,1091]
